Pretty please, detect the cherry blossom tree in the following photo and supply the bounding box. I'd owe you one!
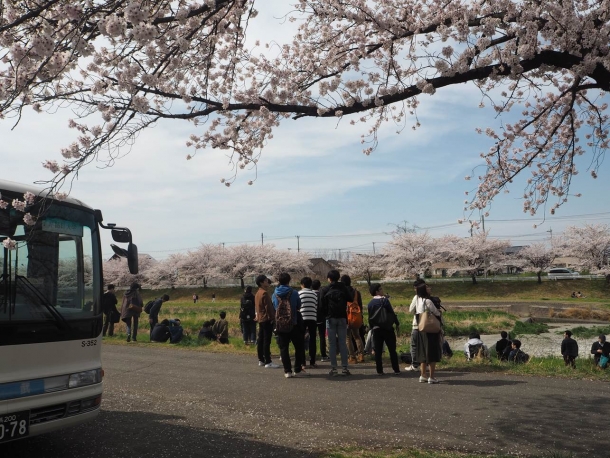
[558,224,610,282]
[383,232,440,280]
[2,0,610,214]
[517,243,557,284]
[219,244,267,289]
[342,254,385,287]
[144,253,183,288]
[263,246,312,281]
[442,232,511,284]
[103,254,156,286]
[179,244,223,288]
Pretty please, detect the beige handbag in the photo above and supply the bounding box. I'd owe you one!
[417,299,441,333]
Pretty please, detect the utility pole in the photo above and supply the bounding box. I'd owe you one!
[481,215,485,232]
[261,233,264,246]
[372,242,376,255]
[547,227,553,241]
[222,242,225,249]
[295,235,300,252]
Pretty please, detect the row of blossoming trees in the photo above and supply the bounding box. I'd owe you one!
[104,224,610,288]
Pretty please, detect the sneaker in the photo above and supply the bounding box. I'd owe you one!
[320,357,329,362]
[393,371,401,375]
[265,363,280,368]
[132,338,137,342]
[341,368,351,376]
[419,376,427,383]
[405,365,418,371]
[377,372,384,376]
[309,363,319,369]
[293,370,310,377]
[126,335,131,342]
[428,377,439,384]
[328,368,339,376]
[357,354,365,363]
[284,372,294,379]
[348,356,357,364]
[258,361,265,367]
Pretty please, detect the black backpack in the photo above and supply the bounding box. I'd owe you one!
[144,300,155,314]
[240,298,255,321]
[468,343,484,359]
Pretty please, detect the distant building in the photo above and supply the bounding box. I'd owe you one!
[309,258,335,279]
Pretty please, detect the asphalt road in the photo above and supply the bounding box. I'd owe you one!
[3,344,610,457]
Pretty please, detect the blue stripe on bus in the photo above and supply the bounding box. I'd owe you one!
[0,379,45,400]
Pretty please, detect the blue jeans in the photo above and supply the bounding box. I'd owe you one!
[327,318,348,369]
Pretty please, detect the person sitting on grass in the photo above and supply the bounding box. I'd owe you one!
[561,330,579,369]
[212,311,229,344]
[495,331,511,360]
[151,319,172,343]
[508,339,529,364]
[464,332,489,360]
[198,320,216,341]
[591,334,610,368]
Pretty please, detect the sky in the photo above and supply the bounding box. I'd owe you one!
[2,2,610,261]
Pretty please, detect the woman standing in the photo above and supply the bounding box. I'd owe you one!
[120,282,143,342]
[240,286,257,344]
[367,283,400,375]
[409,283,442,384]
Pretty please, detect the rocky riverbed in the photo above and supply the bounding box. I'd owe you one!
[446,322,604,358]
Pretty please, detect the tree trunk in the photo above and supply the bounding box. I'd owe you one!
[240,277,245,289]
[366,273,372,287]
[537,272,542,284]
[606,273,610,284]
[471,273,477,285]
[203,277,208,289]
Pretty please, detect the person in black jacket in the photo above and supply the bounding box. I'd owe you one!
[367,283,400,375]
[591,334,610,366]
[495,331,511,360]
[319,270,354,376]
[151,319,171,343]
[101,284,119,337]
[240,286,256,344]
[561,330,579,368]
[148,294,170,340]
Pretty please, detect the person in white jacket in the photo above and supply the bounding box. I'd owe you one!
[409,283,442,384]
[463,332,489,360]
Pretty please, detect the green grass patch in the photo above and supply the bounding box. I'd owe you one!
[570,325,610,339]
[512,320,549,335]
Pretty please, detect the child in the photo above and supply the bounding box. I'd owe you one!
[561,330,578,369]
[508,339,529,364]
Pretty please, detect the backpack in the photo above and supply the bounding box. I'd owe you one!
[514,350,530,364]
[240,298,255,321]
[144,300,155,314]
[346,289,363,329]
[274,289,294,333]
[468,343,484,360]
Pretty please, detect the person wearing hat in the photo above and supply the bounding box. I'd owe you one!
[561,330,578,369]
[120,282,143,342]
[255,274,279,368]
[591,335,610,367]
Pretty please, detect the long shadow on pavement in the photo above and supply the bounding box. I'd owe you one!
[0,410,321,458]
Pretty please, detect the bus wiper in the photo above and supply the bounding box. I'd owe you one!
[15,275,69,330]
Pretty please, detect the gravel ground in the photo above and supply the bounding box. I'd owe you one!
[447,322,602,358]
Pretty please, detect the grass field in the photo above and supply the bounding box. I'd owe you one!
[102,280,610,381]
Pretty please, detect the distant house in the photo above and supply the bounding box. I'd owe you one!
[108,253,156,263]
[503,246,526,274]
[309,258,335,279]
[327,259,342,269]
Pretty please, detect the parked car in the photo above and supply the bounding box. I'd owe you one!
[548,268,580,279]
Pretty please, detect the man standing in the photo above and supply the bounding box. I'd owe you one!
[299,277,319,368]
[272,273,305,378]
[102,284,119,337]
[255,274,279,368]
[561,330,579,368]
[149,294,170,340]
[341,275,365,364]
[312,279,328,362]
[319,270,353,376]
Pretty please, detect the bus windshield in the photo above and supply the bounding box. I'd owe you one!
[0,202,102,346]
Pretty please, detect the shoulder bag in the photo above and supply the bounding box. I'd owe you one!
[417,298,441,333]
[368,298,395,330]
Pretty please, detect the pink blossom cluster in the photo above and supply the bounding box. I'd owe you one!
[0,0,608,215]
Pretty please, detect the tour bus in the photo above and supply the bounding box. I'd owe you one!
[0,179,137,443]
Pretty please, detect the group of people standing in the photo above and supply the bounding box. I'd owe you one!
[250,269,444,382]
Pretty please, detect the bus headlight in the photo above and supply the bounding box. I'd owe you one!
[68,369,102,388]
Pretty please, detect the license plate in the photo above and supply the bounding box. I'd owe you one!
[0,411,29,443]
